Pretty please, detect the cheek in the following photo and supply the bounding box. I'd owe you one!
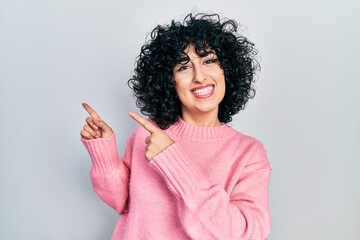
[218,77,226,100]
[174,83,187,102]
[174,77,189,94]
[218,74,225,88]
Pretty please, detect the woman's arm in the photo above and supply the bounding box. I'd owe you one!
[82,134,132,214]
[150,142,271,240]
[81,103,131,214]
[128,112,270,239]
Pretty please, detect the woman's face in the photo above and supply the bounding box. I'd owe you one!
[172,44,225,124]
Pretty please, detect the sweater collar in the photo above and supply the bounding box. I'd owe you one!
[168,118,236,141]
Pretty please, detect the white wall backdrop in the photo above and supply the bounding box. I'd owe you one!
[1,0,359,239]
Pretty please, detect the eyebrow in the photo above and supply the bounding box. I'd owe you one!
[176,55,189,64]
[176,50,216,65]
[197,49,216,58]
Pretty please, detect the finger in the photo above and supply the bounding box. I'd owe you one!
[93,118,113,135]
[82,103,102,121]
[83,124,100,138]
[128,112,159,134]
[145,136,150,144]
[82,103,113,135]
[86,117,99,130]
[145,151,154,161]
[145,153,151,161]
[80,130,94,140]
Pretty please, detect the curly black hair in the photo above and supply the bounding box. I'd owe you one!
[128,13,260,129]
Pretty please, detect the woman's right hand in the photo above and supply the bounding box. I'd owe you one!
[81,103,113,140]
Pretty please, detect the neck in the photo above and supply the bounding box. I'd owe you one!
[169,117,235,142]
[181,110,222,127]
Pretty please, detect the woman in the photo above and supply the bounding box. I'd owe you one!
[81,13,271,239]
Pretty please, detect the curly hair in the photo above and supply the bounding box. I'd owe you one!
[128,13,260,129]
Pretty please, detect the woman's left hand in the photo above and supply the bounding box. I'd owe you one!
[129,112,174,161]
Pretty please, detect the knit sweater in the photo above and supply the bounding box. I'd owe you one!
[82,118,271,240]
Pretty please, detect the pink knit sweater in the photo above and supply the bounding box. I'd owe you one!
[82,118,271,239]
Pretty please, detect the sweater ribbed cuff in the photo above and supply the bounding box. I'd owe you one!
[150,143,210,201]
[81,133,121,173]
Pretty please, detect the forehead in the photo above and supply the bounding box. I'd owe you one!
[177,44,216,63]
[183,44,215,55]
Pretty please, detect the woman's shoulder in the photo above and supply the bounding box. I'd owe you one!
[229,127,266,150]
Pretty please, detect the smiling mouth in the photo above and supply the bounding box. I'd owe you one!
[191,85,214,98]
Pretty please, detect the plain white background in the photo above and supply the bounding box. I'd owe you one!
[1,0,359,239]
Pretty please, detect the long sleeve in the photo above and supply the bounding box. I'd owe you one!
[150,141,271,240]
[82,133,132,215]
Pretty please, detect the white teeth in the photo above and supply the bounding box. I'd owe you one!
[192,86,213,96]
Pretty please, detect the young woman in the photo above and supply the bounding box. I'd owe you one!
[81,13,271,240]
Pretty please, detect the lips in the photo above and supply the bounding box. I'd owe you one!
[191,85,214,98]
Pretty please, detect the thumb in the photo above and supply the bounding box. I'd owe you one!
[94,118,113,137]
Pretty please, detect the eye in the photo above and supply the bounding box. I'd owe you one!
[176,65,190,72]
[204,58,218,65]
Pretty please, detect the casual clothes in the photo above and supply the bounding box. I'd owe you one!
[82,118,271,239]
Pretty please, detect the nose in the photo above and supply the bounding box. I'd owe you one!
[193,65,206,83]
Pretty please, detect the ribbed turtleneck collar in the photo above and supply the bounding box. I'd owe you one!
[167,118,236,142]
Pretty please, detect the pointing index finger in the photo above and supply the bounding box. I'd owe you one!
[129,112,158,134]
[82,103,101,120]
